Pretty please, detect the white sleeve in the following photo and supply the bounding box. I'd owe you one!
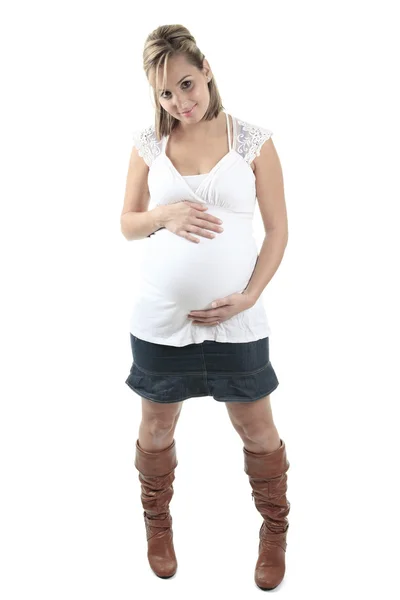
[248,126,273,164]
[132,127,153,167]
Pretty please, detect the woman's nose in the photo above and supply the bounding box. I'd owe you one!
[174,91,189,108]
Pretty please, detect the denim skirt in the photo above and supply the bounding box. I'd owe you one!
[125,334,279,404]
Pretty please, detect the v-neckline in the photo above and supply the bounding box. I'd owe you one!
[162,112,237,199]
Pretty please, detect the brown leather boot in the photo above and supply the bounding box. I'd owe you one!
[134,438,178,578]
[243,439,291,590]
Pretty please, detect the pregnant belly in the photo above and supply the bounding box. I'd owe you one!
[140,209,258,311]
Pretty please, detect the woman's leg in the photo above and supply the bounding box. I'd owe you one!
[225,393,290,591]
[224,394,281,452]
[135,397,184,579]
[138,397,184,452]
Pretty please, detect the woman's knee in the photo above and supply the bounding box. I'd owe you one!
[140,397,183,435]
[241,420,278,446]
[225,395,276,440]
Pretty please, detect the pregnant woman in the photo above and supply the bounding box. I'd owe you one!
[120,24,290,591]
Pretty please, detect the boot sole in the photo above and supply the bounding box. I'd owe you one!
[155,571,177,579]
[256,582,279,591]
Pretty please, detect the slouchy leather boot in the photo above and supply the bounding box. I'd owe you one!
[243,439,291,590]
[134,438,178,579]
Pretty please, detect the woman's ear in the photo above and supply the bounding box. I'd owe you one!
[202,58,211,80]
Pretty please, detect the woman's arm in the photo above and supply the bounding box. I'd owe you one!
[243,229,288,305]
[243,138,289,304]
[120,207,165,241]
[120,144,165,241]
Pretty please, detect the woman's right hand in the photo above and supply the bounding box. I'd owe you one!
[161,200,224,243]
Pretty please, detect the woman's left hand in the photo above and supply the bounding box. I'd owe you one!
[188,291,255,326]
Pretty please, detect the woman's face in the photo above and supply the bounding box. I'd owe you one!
[151,54,211,124]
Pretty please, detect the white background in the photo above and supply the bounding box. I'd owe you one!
[1,1,399,598]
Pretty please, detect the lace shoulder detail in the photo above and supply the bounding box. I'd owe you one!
[132,124,162,167]
[235,118,273,165]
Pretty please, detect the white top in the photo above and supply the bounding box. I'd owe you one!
[182,173,208,192]
[129,111,274,346]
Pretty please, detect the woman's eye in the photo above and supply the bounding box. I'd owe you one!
[161,81,191,99]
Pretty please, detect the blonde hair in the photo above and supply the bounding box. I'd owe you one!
[142,24,225,140]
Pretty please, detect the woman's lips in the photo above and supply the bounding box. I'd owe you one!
[181,104,197,116]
